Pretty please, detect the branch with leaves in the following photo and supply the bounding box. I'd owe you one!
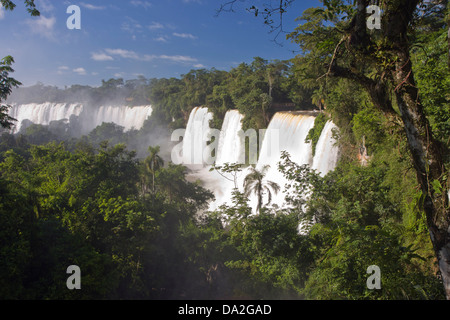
[0,0,40,16]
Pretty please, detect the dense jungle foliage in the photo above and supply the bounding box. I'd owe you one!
[0,0,449,299]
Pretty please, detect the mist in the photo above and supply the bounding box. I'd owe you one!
[3,78,174,161]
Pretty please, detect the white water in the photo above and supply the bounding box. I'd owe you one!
[90,105,153,131]
[203,109,247,210]
[312,120,340,176]
[9,103,84,133]
[215,110,245,166]
[181,107,214,167]
[8,102,153,133]
[253,113,316,209]
[181,109,340,213]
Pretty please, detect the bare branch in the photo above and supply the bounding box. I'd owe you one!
[216,0,297,45]
[215,0,241,17]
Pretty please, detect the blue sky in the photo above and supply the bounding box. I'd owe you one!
[1,0,320,87]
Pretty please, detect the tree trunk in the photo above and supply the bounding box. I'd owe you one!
[446,0,450,69]
[385,2,450,298]
[335,0,450,298]
[392,59,450,299]
[257,183,263,213]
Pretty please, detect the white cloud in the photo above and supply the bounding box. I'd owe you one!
[122,17,143,33]
[80,2,106,10]
[25,15,56,40]
[98,48,198,65]
[130,1,152,10]
[57,66,70,75]
[0,5,4,20]
[173,32,197,40]
[193,64,206,68]
[73,67,87,75]
[159,55,197,63]
[141,54,157,61]
[105,48,140,60]
[154,36,168,42]
[148,22,164,30]
[37,0,54,12]
[91,52,114,61]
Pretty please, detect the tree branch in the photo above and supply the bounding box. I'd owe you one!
[216,0,296,45]
[328,63,397,117]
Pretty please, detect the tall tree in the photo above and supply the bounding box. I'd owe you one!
[319,0,450,299]
[220,0,450,298]
[144,145,164,193]
[0,56,21,129]
[243,165,280,213]
[0,1,40,129]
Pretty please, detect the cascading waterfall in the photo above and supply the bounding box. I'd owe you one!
[90,105,153,131]
[180,108,340,213]
[8,102,153,133]
[180,108,245,209]
[215,110,245,166]
[311,120,339,176]
[253,112,316,209]
[9,103,340,212]
[180,107,214,167]
[204,109,246,210]
[9,103,84,133]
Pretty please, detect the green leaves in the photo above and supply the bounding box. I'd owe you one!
[305,112,329,156]
[0,1,40,16]
[24,0,40,16]
[431,179,443,196]
[412,29,450,142]
[0,56,21,129]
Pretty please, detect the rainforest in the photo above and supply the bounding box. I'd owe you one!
[0,0,449,300]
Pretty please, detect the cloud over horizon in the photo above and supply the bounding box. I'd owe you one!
[1,0,304,87]
[73,67,87,75]
[91,48,199,65]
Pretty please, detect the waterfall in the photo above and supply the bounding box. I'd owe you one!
[204,109,246,210]
[89,105,153,131]
[179,108,341,213]
[311,120,339,176]
[215,110,245,166]
[207,111,340,212]
[178,108,341,212]
[181,107,214,167]
[8,103,152,133]
[180,108,244,209]
[253,113,316,208]
[9,103,83,133]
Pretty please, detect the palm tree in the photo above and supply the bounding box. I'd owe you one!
[243,165,280,213]
[144,145,164,193]
[311,88,325,112]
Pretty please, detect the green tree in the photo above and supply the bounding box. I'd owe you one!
[243,165,280,213]
[0,56,21,129]
[0,1,40,129]
[0,0,40,16]
[293,0,450,298]
[220,0,450,298]
[277,149,445,299]
[144,145,164,193]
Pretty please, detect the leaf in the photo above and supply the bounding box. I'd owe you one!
[431,179,442,195]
